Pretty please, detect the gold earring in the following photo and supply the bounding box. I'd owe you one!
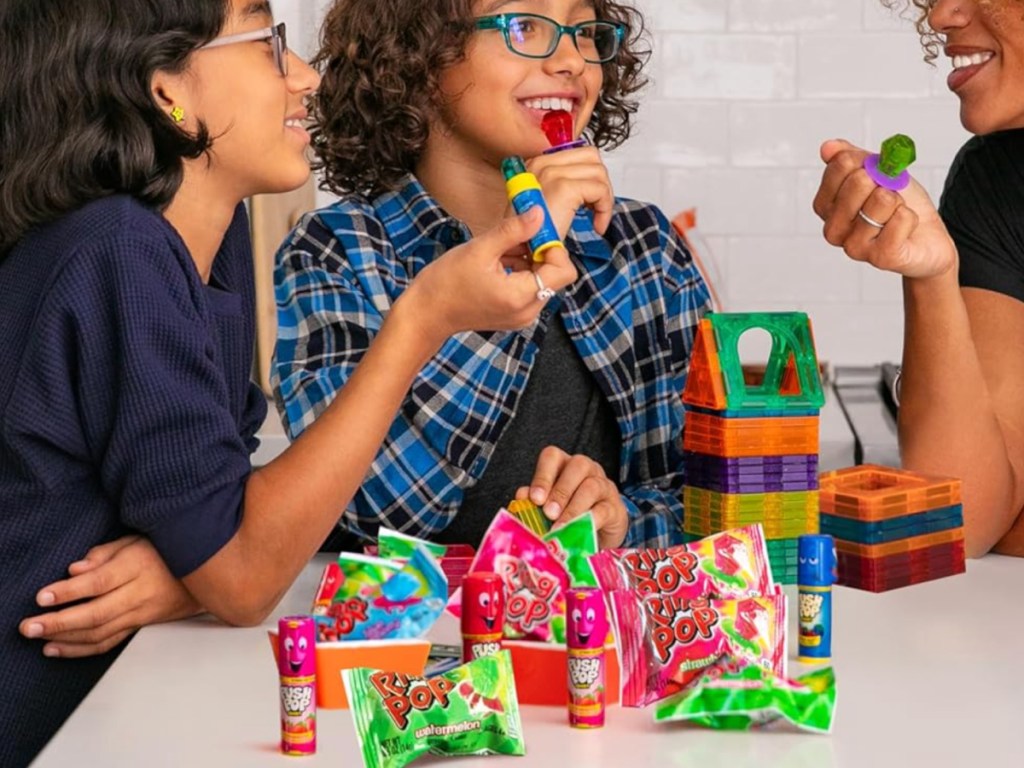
[170,106,185,124]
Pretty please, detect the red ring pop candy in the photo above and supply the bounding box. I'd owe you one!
[542,109,587,154]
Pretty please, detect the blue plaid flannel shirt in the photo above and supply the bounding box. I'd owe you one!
[272,174,710,548]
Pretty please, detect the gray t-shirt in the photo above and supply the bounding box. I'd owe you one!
[436,302,622,546]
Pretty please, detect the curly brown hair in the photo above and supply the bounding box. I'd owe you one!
[881,1,942,63]
[310,0,650,199]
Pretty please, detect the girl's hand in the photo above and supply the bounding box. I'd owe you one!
[514,446,629,550]
[19,536,201,658]
[527,146,615,238]
[404,207,578,343]
[812,139,957,279]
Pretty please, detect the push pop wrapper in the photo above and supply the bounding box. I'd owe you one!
[611,592,786,708]
[449,511,570,643]
[590,525,775,601]
[653,655,836,734]
[312,546,447,641]
[343,650,525,768]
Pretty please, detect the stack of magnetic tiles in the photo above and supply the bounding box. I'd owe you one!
[819,464,966,592]
[680,312,824,584]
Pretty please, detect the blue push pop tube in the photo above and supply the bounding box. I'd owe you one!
[502,156,563,263]
[797,534,837,662]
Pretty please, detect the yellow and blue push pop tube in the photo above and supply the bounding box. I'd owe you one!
[502,156,563,263]
[797,534,837,662]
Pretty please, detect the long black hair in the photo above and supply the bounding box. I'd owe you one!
[0,0,231,256]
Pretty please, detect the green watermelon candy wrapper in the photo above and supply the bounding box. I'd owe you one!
[652,655,836,734]
[343,649,525,768]
[378,528,449,560]
[543,511,599,588]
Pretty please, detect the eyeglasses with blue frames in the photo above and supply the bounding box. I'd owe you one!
[199,22,289,76]
[473,14,625,64]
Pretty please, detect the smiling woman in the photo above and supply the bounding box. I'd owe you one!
[812,0,1024,560]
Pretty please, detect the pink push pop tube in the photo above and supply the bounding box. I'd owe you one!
[567,588,609,728]
[461,571,506,663]
[278,616,316,756]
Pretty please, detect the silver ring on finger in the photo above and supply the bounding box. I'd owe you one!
[857,209,885,229]
[533,272,556,302]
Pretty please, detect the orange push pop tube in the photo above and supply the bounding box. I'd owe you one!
[502,156,564,263]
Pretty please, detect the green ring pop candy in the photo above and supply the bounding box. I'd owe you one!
[864,133,916,191]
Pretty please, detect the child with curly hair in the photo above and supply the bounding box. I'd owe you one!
[273,0,712,551]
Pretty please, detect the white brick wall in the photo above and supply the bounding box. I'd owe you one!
[278,0,971,366]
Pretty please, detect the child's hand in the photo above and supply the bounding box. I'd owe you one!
[19,535,201,658]
[403,207,578,343]
[812,139,957,279]
[527,146,615,239]
[514,446,629,550]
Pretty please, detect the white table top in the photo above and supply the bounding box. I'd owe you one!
[35,549,1024,768]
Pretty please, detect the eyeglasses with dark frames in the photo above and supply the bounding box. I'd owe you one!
[473,13,625,64]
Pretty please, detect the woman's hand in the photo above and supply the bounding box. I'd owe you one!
[515,446,629,550]
[813,139,957,279]
[19,536,201,658]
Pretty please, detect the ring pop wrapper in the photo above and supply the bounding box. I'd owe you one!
[505,501,599,586]
[461,572,506,663]
[610,591,786,707]
[343,650,525,768]
[448,510,570,643]
[313,547,447,641]
[653,655,836,734]
[590,525,774,601]
[278,616,316,756]
[797,534,837,662]
[543,510,599,587]
[567,588,609,728]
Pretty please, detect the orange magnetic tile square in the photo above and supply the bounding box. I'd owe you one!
[819,464,962,521]
[682,411,820,457]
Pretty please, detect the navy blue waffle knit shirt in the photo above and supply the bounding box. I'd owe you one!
[0,195,266,766]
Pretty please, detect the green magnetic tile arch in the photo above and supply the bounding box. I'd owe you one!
[708,312,825,410]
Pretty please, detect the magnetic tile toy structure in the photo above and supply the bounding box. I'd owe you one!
[681,312,825,584]
[818,464,966,592]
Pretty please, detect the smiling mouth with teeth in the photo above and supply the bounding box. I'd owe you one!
[521,97,576,112]
[952,52,994,70]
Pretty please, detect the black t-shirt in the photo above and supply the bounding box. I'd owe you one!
[940,127,1024,302]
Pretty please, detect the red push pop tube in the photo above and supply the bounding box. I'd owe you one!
[461,572,506,663]
[278,616,316,756]
[566,588,609,728]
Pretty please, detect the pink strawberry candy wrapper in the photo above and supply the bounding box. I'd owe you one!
[610,591,786,708]
[448,510,570,643]
[589,525,774,600]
